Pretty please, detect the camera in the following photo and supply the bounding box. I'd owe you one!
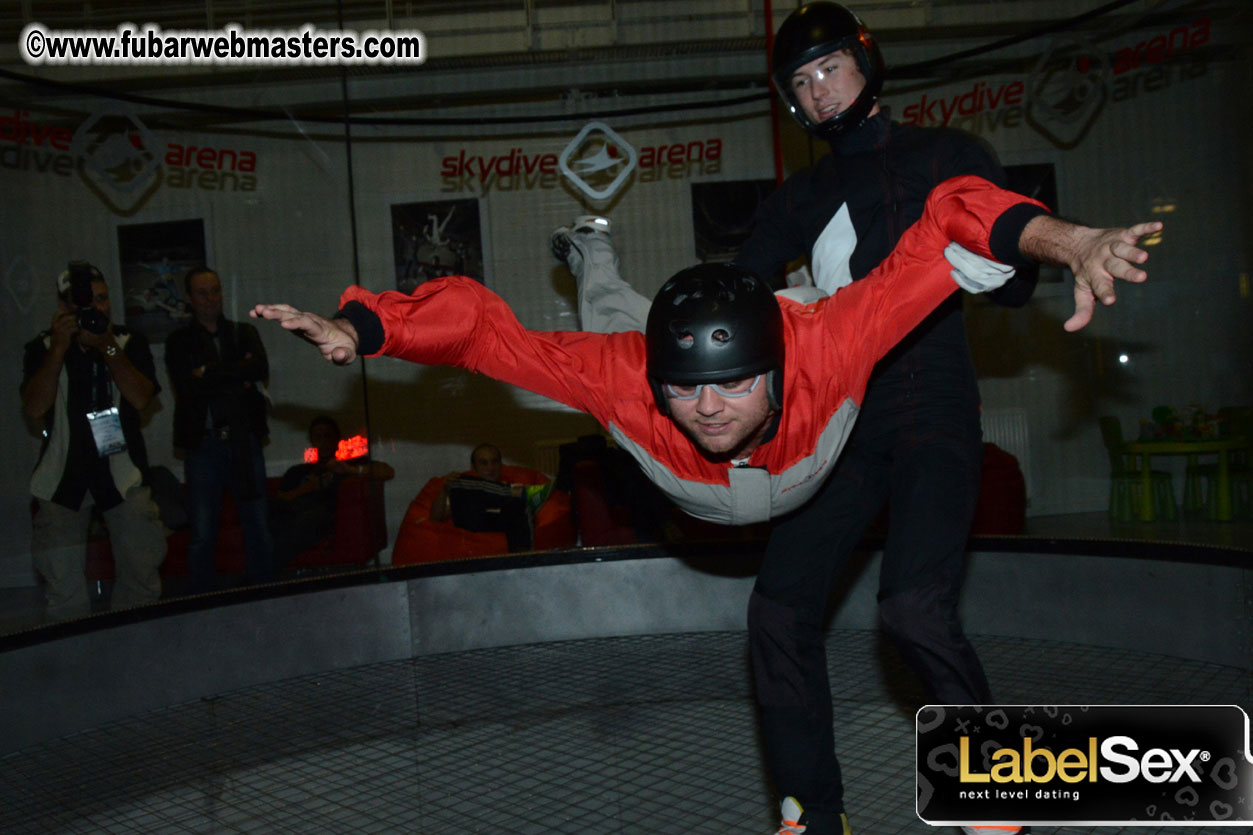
[64,261,109,334]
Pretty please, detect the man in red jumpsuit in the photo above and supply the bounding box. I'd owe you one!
[252,176,1158,833]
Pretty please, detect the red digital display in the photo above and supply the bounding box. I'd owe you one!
[302,435,368,463]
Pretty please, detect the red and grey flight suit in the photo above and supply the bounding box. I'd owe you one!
[338,178,1042,532]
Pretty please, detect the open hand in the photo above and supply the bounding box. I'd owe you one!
[1065,220,1162,332]
[250,303,360,365]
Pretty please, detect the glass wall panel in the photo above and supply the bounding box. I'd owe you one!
[2,0,1249,636]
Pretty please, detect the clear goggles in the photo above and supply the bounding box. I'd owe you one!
[663,374,762,401]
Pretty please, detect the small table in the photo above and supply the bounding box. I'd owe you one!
[1122,437,1247,521]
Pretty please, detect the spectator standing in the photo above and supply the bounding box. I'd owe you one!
[165,267,274,591]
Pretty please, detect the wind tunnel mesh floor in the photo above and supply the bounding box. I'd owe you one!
[1,630,1248,834]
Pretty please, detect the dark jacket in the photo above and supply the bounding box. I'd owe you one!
[165,317,269,451]
[735,111,1037,424]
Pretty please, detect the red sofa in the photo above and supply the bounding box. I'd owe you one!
[391,465,575,564]
[86,475,388,581]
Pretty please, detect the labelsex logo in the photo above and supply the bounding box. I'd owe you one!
[960,735,1207,784]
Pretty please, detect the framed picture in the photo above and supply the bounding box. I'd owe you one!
[116,218,206,343]
[390,198,484,294]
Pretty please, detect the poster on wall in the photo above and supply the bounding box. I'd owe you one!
[390,198,484,294]
[116,218,206,343]
[690,179,776,265]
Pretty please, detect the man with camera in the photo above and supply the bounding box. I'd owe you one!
[21,261,166,620]
[165,267,274,593]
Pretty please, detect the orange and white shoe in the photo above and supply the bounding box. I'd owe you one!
[960,826,1025,834]
[776,796,852,835]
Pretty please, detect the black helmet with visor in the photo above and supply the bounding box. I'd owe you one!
[771,2,885,141]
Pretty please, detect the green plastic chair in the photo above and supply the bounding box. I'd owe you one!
[1098,416,1177,522]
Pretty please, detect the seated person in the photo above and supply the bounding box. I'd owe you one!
[431,443,554,552]
[270,415,394,568]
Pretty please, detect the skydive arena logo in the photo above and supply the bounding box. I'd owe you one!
[918,705,1253,825]
[4,108,260,214]
[558,121,637,201]
[1023,35,1109,149]
[70,110,163,213]
[437,117,722,196]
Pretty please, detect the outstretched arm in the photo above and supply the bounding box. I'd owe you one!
[250,304,361,365]
[816,176,1044,376]
[251,277,651,425]
[1018,215,1162,332]
[819,176,1159,388]
[901,176,1159,332]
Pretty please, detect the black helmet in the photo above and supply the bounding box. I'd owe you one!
[645,263,784,414]
[771,2,885,141]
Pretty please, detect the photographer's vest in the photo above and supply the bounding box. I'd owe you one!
[29,331,143,511]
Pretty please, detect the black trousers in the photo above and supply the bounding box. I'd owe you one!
[748,398,990,818]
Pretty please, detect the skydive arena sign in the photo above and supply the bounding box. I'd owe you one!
[918,705,1253,825]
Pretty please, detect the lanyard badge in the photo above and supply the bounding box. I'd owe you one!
[86,406,127,456]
